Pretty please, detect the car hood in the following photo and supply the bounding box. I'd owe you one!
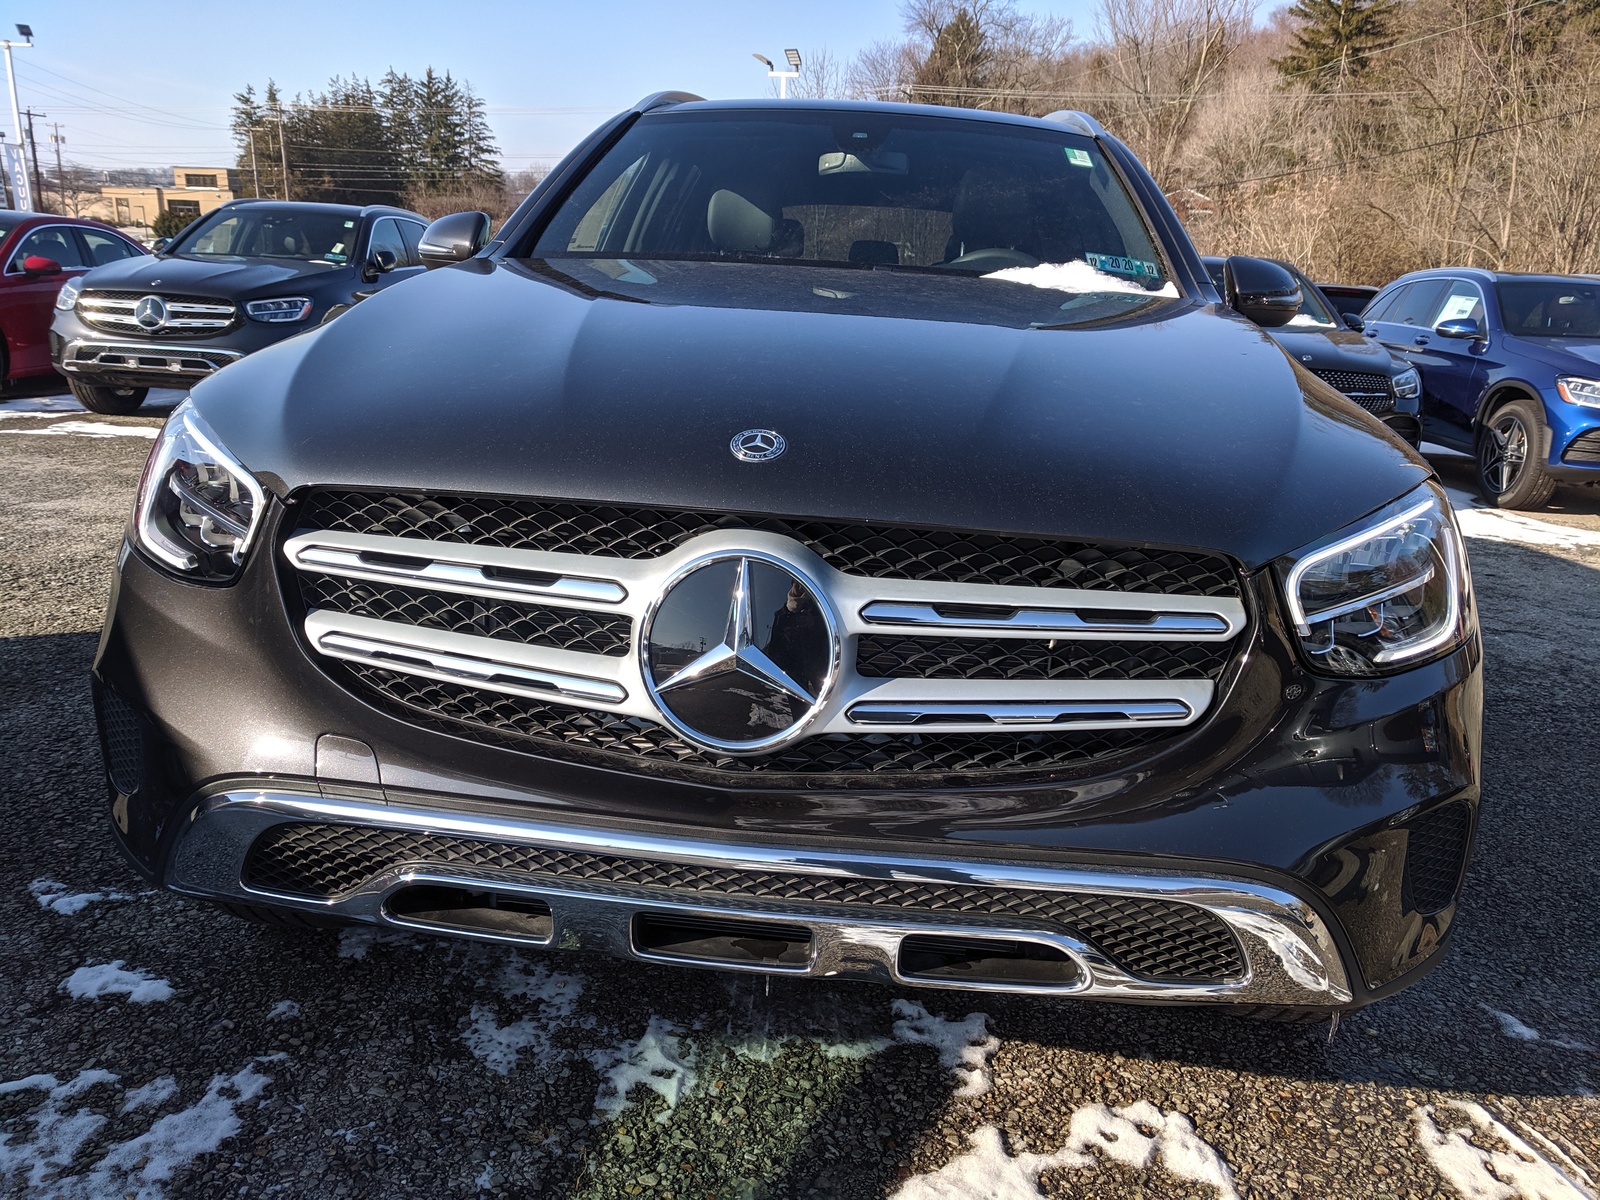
[78,253,346,296]
[1509,335,1600,372]
[195,259,1429,569]
[1266,325,1401,376]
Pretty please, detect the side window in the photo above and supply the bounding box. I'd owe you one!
[7,226,89,272]
[367,218,408,265]
[398,221,426,267]
[1430,280,1486,327]
[1362,285,1409,325]
[79,229,142,266]
[1388,279,1451,326]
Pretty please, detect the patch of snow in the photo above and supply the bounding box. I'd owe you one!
[265,1000,300,1022]
[1444,488,1600,550]
[30,878,133,916]
[0,1071,119,1193]
[336,926,414,959]
[60,961,173,1004]
[0,395,87,414]
[984,260,1180,298]
[121,1078,179,1114]
[821,1038,895,1060]
[460,958,583,1076]
[1286,313,1336,328]
[890,1102,1239,1200]
[590,1017,698,1124]
[1415,1101,1597,1199]
[1483,1004,1543,1042]
[890,1000,1000,1099]
[0,419,158,439]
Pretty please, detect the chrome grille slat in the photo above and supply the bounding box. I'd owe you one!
[286,491,1249,782]
[77,289,238,337]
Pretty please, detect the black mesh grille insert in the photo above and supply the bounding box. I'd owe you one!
[299,573,632,656]
[341,663,1171,783]
[1561,429,1600,465]
[243,823,1245,981]
[857,634,1231,681]
[97,687,144,795]
[1403,802,1473,914]
[1311,370,1395,414]
[296,490,1240,597]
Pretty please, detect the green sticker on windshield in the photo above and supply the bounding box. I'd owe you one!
[1086,252,1159,278]
[1065,147,1093,168]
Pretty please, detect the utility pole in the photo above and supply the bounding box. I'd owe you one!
[22,106,42,210]
[247,125,261,197]
[49,121,63,211]
[275,111,290,200]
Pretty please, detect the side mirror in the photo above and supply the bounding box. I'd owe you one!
[1343,313,1365,332]
[364,248,398,281]
[150,238,170,254]
[417,211,492,269]
[1435,317,1483,340]
[1222,255,1301,328]
[21,255,61,276]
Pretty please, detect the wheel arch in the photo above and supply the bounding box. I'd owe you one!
[1473,379,1545,438]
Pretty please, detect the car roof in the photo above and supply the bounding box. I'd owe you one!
[221,199,424,220]
[0,211,142,237]
[649,96,1105,138]
[1387,266,1599,288]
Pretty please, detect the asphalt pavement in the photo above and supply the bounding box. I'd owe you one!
[2,392,1597,1200]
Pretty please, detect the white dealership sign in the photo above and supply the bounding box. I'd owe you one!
[1,143,31,211]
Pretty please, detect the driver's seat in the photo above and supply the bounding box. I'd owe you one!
[943,171,1040,263]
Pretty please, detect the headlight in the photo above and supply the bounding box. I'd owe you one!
[1556,376,1600,408]
[1277,483,1472,677]
[1391,367,1421,400]
[55,276,84,311]
[133,400,266,583]
[245,297,313,323]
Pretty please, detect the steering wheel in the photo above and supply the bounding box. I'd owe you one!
[936,247,1040,271]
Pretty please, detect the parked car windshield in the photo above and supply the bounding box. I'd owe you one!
[530,109,1174,305]
[169,208,360,265]
[1496,279,1600,337]
[1281,269,1339,328]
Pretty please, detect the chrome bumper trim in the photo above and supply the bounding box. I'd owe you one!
[168,789,1353,1006]
[58,338,242,377]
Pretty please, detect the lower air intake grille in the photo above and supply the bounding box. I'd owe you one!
[296,490,1240,597]
[1403,802,1473,914]
[1311,369,1394,413]
[243,823,1245,982]
[1561,429,1600,465]
[97,687,144,795]
[342,663,1171,783]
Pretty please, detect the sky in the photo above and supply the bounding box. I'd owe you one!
[5,0,1128,177]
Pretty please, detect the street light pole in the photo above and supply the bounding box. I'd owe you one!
[753,49,802,99]
[1,24,33,147]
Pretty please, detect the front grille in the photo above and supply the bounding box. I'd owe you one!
[296,491,1240,597]
[96,687,144,795]
[1311,369,1395,413]
[77,290,237,338]
[343,663,1171,782]
[856,634,1231,681]
[1403,802,1472,914]
[1561,429,1600,465]
[243,822,1246,981]
[299,573,632,656]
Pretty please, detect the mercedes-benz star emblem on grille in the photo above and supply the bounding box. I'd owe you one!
[730,428,786,462]
[134,295,169,331]
[642,552,836,752]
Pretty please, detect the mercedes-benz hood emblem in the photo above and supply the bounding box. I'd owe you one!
[642,553,836,752]
[730,429,786,462]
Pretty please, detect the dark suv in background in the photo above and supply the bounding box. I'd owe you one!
[1362,268,1600,507]
[49,199,428,413]
[1204,256,1421,446]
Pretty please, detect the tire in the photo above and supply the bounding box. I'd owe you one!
[211,900,354,930]
[69,377,149,416]
[1477,398,1556,509]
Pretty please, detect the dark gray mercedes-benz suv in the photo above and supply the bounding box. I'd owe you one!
[92,95,1481,1019]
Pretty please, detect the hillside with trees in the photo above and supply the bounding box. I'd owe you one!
[818,0,1600,284]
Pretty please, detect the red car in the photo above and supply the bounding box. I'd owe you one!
[0,212,148,390]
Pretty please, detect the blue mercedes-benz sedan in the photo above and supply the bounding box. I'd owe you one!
[1362,268,1600,508]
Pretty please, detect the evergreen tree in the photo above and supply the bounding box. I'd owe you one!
[1274,0,1399,91]
[913,7,994,103]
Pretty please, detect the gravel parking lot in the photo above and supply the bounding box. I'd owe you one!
[3,392,1598,1200]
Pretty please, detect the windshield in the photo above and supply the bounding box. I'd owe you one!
[1496,280,1600,337]
[1282,268,1339,328]
[530,109,1174,302]
[170,208,359,265]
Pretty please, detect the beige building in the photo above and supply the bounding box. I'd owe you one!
[85,166,239,230]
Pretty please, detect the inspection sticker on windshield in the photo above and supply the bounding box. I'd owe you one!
[1065,147,1093,167]
[1086,252,1160,278]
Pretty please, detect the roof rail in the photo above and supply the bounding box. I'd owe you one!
[1042,110,1106,139]
[633,91,705,113]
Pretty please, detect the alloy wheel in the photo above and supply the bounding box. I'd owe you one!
[1480,412,1528,495]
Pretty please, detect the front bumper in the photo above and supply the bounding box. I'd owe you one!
[92,523,1483,1009]
[50,310,292,389]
